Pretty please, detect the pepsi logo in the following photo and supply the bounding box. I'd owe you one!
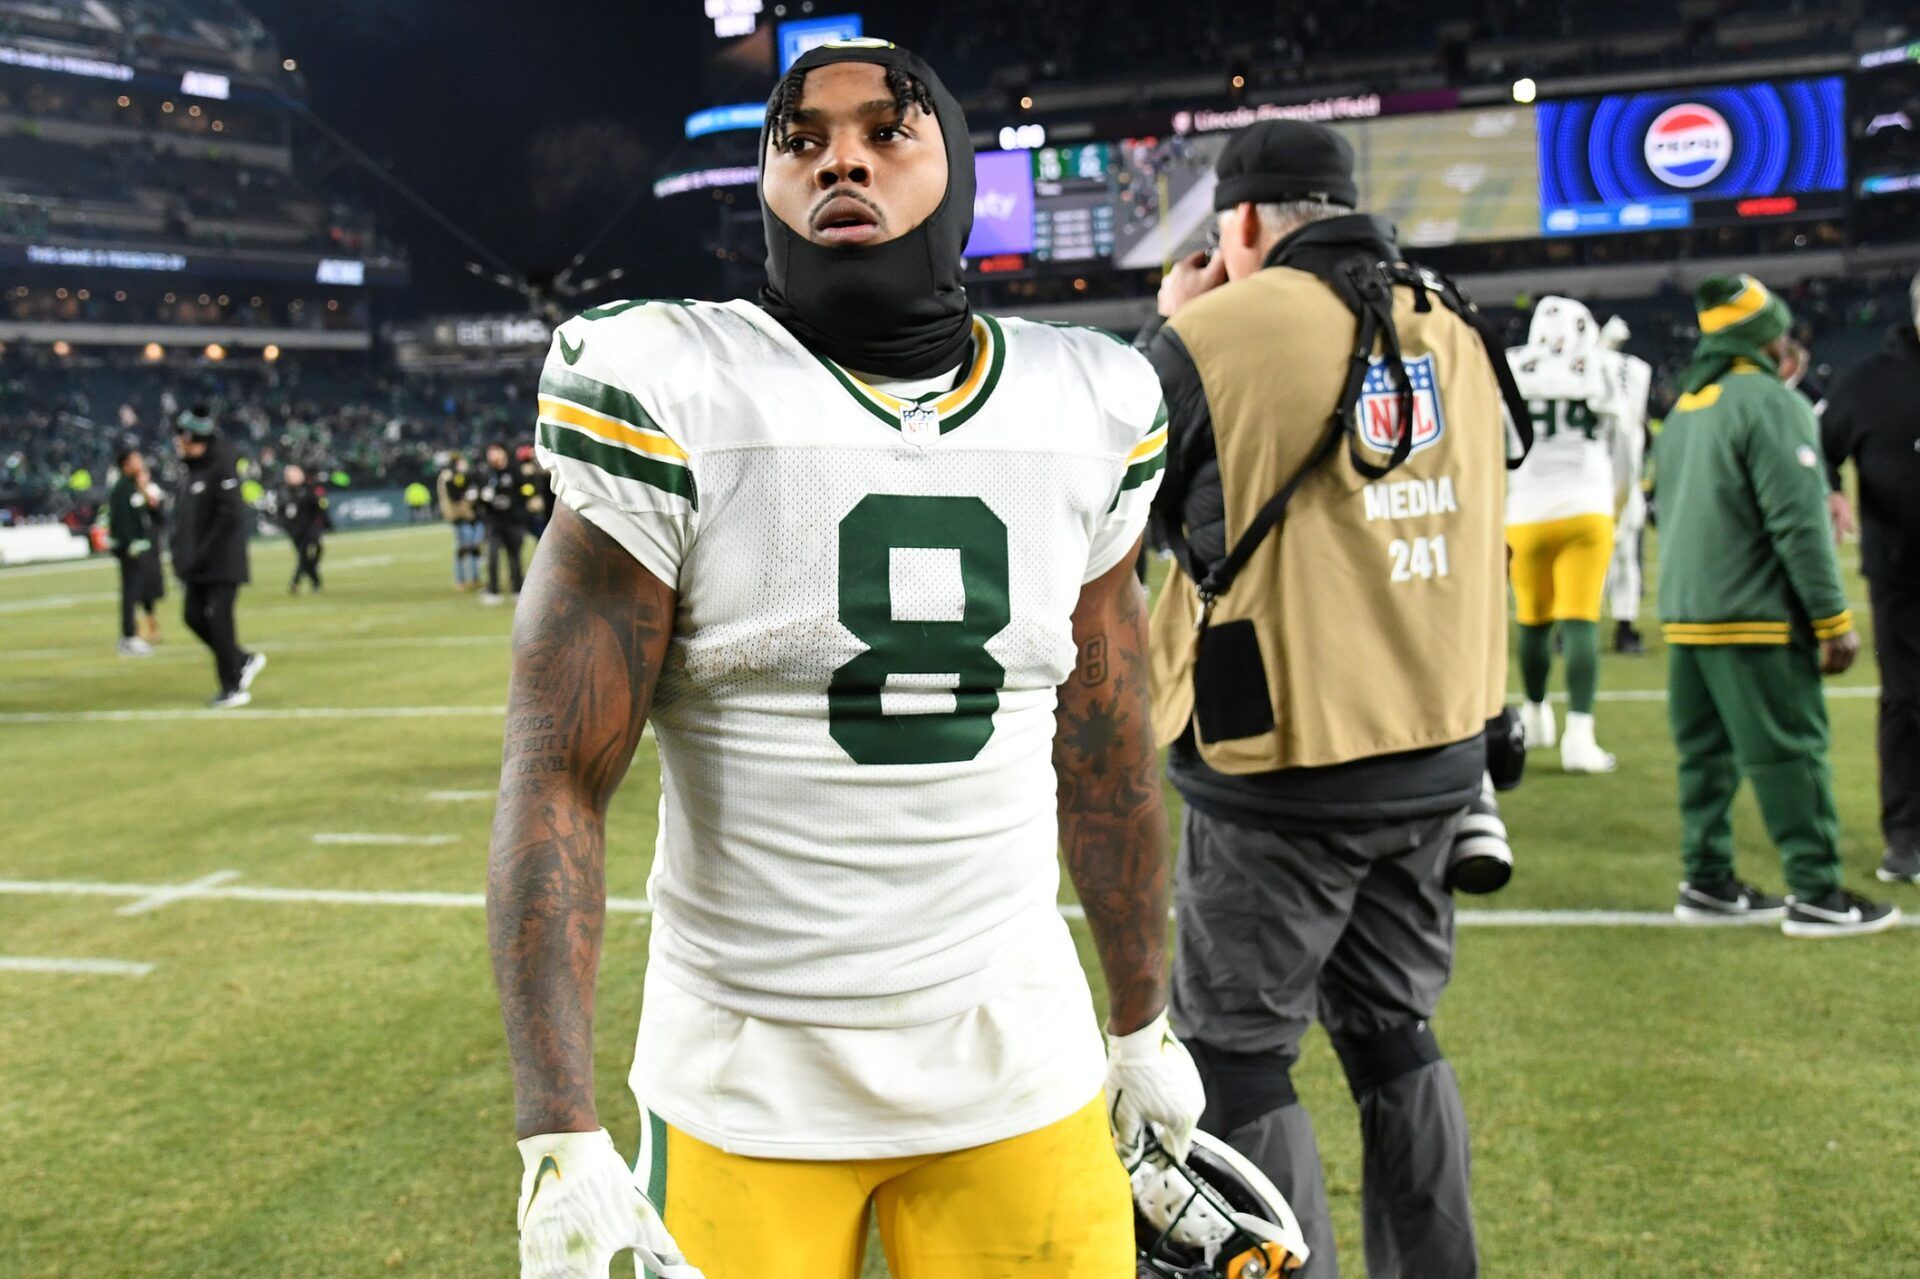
[1644,103,1732,190]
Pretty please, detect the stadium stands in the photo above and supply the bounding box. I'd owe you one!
[0,0,404,360]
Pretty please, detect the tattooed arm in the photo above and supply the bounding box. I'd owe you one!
[1055,536,1172,1037]
[487,504,676,1138]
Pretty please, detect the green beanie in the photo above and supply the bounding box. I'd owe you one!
[1695,274,1791,346]
[175,409,215,437]
[1681,275,1794,395]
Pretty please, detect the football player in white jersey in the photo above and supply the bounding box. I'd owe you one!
[487,40,1203,1279]
[1505,296,1641,773]
[1599,315,1653,655]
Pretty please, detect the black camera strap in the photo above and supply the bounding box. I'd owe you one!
[1176,259,1535,635]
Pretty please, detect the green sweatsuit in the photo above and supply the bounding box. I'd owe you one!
[1655,365,1854,897]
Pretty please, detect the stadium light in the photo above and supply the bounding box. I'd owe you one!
[263,344,281,362]
[204,343,226,361]
[1019,95,1033,111]
[283,58,297,71]
[52,340,71,357]
[142,342,164,362]
[1512,77,1538,105]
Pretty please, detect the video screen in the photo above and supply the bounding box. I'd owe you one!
[1853,45,1920,198]
[1109,107,1540,269]
[966,149,1036,256]
[1537,76,1846,235]
[1032,143,1117,262]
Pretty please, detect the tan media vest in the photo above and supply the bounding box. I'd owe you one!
[1150,266,1509,772]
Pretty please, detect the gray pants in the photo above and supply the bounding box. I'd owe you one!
[1171,805,1478,1279]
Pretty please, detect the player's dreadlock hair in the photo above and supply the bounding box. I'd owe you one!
[769,62,936,150]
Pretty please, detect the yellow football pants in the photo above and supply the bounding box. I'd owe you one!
[643,1094,1133,1279]
[1506,513,1615,626]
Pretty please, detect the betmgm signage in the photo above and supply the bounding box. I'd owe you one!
[389,313,553,371]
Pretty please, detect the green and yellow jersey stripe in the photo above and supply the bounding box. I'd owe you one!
[536,367,697,507]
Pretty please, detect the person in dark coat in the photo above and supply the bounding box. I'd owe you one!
[105,446,166,655]
[1820,271,1920,884]
[479,440,531,603]
[170,406,263,707]
[274,463,332,594]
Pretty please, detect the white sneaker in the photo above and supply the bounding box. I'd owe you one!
[480,592,504,606]
[117,637,153,657]
[209,689,252,709]
[238,650,267,691]
[1518,700,1556,751]
[1559,711,1617,773]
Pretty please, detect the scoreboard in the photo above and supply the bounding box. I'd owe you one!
[1033,144,1117,262]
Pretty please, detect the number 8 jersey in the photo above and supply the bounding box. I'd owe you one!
[535,298,1166,1031]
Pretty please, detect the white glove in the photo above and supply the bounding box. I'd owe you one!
[516,1128,704,1279]
[1104,1009,1206,1163]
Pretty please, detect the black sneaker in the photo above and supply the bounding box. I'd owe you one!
[1877,847,1920,885]
[1614,621,1646,655]
[1782,889,1901,939]
[1674,879,1787,923]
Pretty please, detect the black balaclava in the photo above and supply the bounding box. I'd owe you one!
[758,40,975,379]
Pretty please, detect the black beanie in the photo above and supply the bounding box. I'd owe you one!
[1212,120,1358,211]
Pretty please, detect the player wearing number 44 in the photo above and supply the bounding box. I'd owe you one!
[1504,296,1647,773]
[488,39,1199,1279]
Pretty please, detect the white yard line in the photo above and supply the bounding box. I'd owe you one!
[312,834,458,846]
[0,591,117,613]
[425,790,494,802]
[0,705,507,724]
[0,556,118,578]
[1,875,1912,929]
[0,955,155,977]
[115,870,242,916]
[0,634,507,661]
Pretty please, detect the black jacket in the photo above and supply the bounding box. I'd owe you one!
[1821,324,1920,582]
[275,483,332,543]
[106,474,161,556]
[1146,213,1484,831]
[170,436,251,585]
[479,462,531,528]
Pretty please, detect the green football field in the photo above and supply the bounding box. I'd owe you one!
[1,521,1913,1278]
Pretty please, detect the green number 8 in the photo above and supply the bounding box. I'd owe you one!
[828,494,1011,765]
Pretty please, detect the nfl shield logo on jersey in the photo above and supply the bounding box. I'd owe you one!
[900,402,941,445]
[1356,353,1446,457]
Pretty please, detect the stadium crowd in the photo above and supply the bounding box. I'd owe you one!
[6,270,1909,526]
[0,351,529,522]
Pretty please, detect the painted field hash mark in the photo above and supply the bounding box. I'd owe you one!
[116,869,242,916]
[0,956,154,977]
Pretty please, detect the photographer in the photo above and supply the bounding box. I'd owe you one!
[1144,121,1521,1279]
[478,440,531,603]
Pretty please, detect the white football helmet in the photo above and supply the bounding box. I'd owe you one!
[1527,295,1600,357]
[1132,1129,1310,1277]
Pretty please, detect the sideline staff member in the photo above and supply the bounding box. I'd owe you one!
[1146,121,1513,1278]
[1657,276,1897,936]
[275,463,332,594]
[106,446,165,656]
[1819,270,1920,884]
[171,407,264,708]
